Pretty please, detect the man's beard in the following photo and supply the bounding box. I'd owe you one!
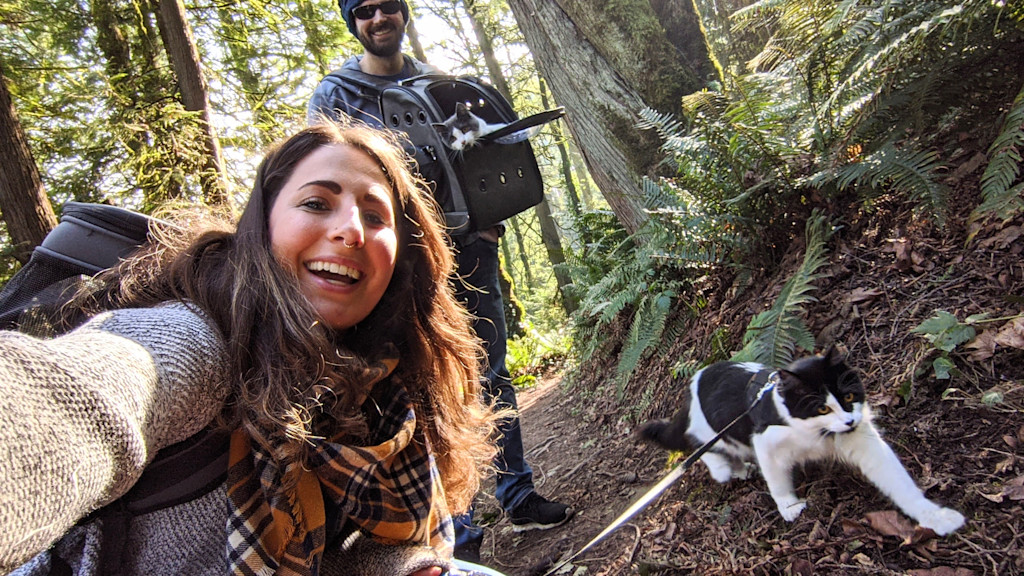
[359,21,405,58]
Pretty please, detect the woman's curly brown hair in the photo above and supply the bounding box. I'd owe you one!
[79,120,498,514]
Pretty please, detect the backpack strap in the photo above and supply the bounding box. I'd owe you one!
[90,428,231,576]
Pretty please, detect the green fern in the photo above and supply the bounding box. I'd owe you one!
[615,291,673,397]
[975,81,1024,221]
[732,211,834,366]
[809,143,949,224]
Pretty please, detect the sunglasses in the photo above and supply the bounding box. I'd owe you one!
[352,1,402,20]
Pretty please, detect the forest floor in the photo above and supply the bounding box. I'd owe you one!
[470,196,1024,575]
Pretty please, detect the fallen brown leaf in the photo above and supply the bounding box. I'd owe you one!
[979,224,1022,250]
[789,558,814,576]
[966,330,997,362]
[865,510,915,539]
[847,287,884,304]
[994,317,1024,350]
[841,518,867,538]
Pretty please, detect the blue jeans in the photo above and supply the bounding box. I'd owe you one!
[452,238,534,550]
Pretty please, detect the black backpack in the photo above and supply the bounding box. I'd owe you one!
[321,71,564,234]
[0,202,229,575]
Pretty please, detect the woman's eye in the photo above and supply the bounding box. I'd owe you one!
[817,406,831,415]
[300,198,329,211]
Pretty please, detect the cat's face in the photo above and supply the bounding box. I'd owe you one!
[776,348,865,435]
[434,102,484,151]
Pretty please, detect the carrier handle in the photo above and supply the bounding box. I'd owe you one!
[480,108,566,142]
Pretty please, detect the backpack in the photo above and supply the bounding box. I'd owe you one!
[321,71,564,234]
[0,202,228,575]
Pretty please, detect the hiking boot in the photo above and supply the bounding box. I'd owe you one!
[509,492,574,532]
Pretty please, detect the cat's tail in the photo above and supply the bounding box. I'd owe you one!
[637,414,691,451]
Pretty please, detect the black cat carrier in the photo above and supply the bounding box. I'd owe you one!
[0,202,151,332]
[323,71,564,234]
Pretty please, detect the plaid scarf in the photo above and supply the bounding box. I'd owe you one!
[225,356,452,575]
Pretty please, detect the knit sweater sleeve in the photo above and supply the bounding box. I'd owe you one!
[0,302,230,572]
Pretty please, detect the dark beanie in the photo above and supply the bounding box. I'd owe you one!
[339,0,409,38]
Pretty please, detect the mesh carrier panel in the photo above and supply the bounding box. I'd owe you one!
[0,202,151,334]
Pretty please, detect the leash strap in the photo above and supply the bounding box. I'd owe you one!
[542,371,778,576]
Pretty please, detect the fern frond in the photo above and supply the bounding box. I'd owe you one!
[616,291,673,397]
[976,81,1024,221]
[637,107,686,145]
[813,144,949,224]
[732,211,834,366]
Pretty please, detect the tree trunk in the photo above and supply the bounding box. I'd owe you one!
[507,218,534,287]
[505,0,719,233]
[0,61,57,264]
[541,78,581,218]
[405,12,429,63]
[154,0,227,204]
[462,0,512,98]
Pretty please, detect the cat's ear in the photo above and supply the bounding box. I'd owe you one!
[455,102,472,119]
[776,369,799,390]
[822,343,847,366]
[432,123,451,141]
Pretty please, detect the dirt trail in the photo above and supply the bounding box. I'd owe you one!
[476,374,672,576]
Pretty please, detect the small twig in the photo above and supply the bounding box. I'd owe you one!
[626,524,642,566]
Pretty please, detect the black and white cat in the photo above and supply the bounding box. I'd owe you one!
[638,346,965,535]
[433,102,539,151]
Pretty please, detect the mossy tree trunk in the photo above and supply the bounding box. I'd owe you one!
[154,0,227,204]
[505,0,720,234]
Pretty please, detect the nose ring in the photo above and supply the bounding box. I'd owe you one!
[343,239,358,248]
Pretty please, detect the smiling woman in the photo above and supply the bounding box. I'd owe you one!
[0,120,500,576]
[268,143,399,331]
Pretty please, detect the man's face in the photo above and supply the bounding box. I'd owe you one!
[353,1,406,58]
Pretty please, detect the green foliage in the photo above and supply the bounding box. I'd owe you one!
[569,162,751,393]
[570,0,1024,384]
[810,144,950,225]
[732,210,834,366]
[0,0,355,217]
[506,322,571,388]
[728,0,1024,225]
[976,81,1024,221]
[910,310,984,380]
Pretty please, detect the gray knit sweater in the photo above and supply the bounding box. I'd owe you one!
[0,303,230,574]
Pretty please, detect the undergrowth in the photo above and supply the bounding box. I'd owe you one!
[567,0,1024,387]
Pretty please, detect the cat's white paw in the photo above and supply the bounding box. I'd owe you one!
[701,454,735,483]
[918,507,965,536]
[732,462,755,480]
[776,498,806,522]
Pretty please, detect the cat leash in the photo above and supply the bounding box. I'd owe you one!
[541,371,780,576]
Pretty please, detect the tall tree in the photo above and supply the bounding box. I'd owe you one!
[0,60,57,264]
[505,0,720,233]
[154,0,227,204]
[540,78,581,217]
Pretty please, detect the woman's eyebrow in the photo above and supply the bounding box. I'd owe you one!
[363,187,394,208]
[299,180,342,193]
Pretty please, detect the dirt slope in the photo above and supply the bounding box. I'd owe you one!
[474,206,1024,575]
